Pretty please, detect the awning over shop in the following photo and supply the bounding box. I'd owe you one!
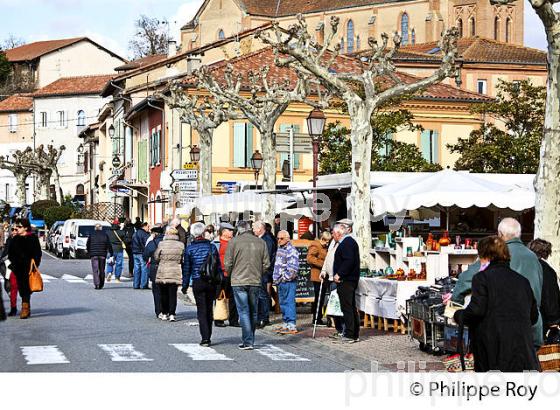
[188,191,298,216]
[370,169,535,217]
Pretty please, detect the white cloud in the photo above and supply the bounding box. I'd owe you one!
[524,6,547,50]
[84,30,128,59]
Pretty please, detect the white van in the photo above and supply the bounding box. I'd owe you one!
[69,220,112,259]
[57,219,107,259]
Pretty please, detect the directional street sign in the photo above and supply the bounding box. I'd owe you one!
[172,169,198,181]
[176,180,198,190]
[276,133,312,153]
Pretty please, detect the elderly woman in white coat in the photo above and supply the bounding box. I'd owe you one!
[153,227,185,322]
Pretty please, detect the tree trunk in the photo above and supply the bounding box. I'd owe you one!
[348,103,375,270]
[15,172,28,206]
[37,172,51,200]
[199,129,213,196]
[260,130,277,226]
[534,19,560,272]
[52,167,63,204]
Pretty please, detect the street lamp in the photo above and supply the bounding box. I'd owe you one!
[190,145,201,163]
[108,125,115,139]
[307,108,326,238]
[251,150,263,189]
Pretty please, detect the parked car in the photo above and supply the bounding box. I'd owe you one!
[69,220,111,259]
[46,221,65,251]
[57,219,84,259]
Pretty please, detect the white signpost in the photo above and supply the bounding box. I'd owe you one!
[172,169,199,209]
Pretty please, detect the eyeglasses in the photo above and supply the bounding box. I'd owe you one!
[278,237,288,241]
[15,226,23,229]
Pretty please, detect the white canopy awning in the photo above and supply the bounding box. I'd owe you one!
[371,169,535,217]
[189,191,297,216]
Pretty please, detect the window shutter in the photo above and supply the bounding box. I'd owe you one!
[432,131,440,164]
[420,130,431,163]
[233,123,245,167]
[246,123,254,168]
[378,133,393,157]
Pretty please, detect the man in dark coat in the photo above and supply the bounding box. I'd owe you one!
[86,224,113,289]
[332,219,360,343]
[123,219,136,277]
[455,237,539,372]
[143,225,164,318]
[132,222,150,289]
[253,221,277,328]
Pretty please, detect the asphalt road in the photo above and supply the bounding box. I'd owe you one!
[0,252,359,372]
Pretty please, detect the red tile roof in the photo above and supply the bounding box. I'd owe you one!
[33,75,114,97]
[115,54,168,72]
[239,0,384,17]
[396,37,547,65]
[183,47,491,103]
[0,94,33,112]
[5,37,86,62]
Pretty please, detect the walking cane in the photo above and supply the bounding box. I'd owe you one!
[312,278,324,339]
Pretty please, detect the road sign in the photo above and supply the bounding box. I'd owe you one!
[172,169,198,181]
[176,180,198,190]
[276,133,312,153]
[183,163,199,170]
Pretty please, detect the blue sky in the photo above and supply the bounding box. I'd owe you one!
[0,0,550,60]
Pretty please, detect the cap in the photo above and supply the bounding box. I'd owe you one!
[336,218,354,227]
[220,222,235,231]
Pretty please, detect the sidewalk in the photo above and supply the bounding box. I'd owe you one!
[179,293,445,372]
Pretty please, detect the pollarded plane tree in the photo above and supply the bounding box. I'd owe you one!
[196,55,325,225]
[162,82,233,195]
[257,15,460,268]
[491,0,560,269]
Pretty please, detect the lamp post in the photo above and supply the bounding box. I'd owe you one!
[306,108,326,238]
[251,150,263,189]
[189,145,201,163]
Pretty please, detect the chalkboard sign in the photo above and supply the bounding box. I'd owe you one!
[293,240,315,302]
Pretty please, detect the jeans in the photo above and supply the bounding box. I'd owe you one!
[133,254,149,289]
[257,282,271,322]
[159,283,178,316]
[338,280,360,340]
[90,256,106,288]
[233,286,260,347]
[278,281,297,328]
[193,280,216,342]
[106,251,124,279]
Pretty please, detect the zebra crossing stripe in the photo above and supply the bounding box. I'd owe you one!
[170,343,234,361]
[98,344,153,362]
[84,274,93,280]
[40,274,57,282]
[255,344,310,362]
[20,346,70,365]
[61,274,87,283]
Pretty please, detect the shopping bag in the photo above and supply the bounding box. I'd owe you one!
[214,290,229,321]
[326,289,343,317]
[28,259,44,293]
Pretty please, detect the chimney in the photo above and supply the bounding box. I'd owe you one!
[168,40,177,58]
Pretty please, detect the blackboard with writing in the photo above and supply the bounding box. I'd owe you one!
[293,240,315,302]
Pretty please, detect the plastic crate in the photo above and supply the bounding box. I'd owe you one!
[409,300,431,321]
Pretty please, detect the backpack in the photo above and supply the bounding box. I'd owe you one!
[200,243,221,286]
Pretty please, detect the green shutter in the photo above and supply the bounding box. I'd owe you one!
[420,130,432,163]
[246,123,254,168]
[432,131,439,164]
[233,123,245,167]
[138,140,148,181]
[279,124,301,169]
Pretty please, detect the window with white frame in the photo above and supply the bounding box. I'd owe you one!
[477,79,487,95]
[150,128,161,166]
[8,114,17,133]
[77,110,86,126]
[40,112,48,128]
[233,123,254,168]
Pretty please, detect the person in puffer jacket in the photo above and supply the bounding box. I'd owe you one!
[132,223,150,290]
[182,222,222,347]
[154,227,185,322]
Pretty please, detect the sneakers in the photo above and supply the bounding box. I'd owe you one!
[168,315,176,322]
[329,332,343,339]
[314,319,327,327]
[274,325,289,332]
[115,278,121,283]
[159,313,169,321]
[106,274,112,282]
[238,344,254,350]
[200,340,211,347]
[279,328,298,335]
[340,336,360,344]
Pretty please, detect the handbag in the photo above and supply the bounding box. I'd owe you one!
[214,289,229,321]
[326,289,343,317]
[28,259,44,293]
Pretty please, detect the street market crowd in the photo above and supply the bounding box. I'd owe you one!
[1,216,559,372]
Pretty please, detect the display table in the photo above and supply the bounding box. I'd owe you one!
[356,278,431,320]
